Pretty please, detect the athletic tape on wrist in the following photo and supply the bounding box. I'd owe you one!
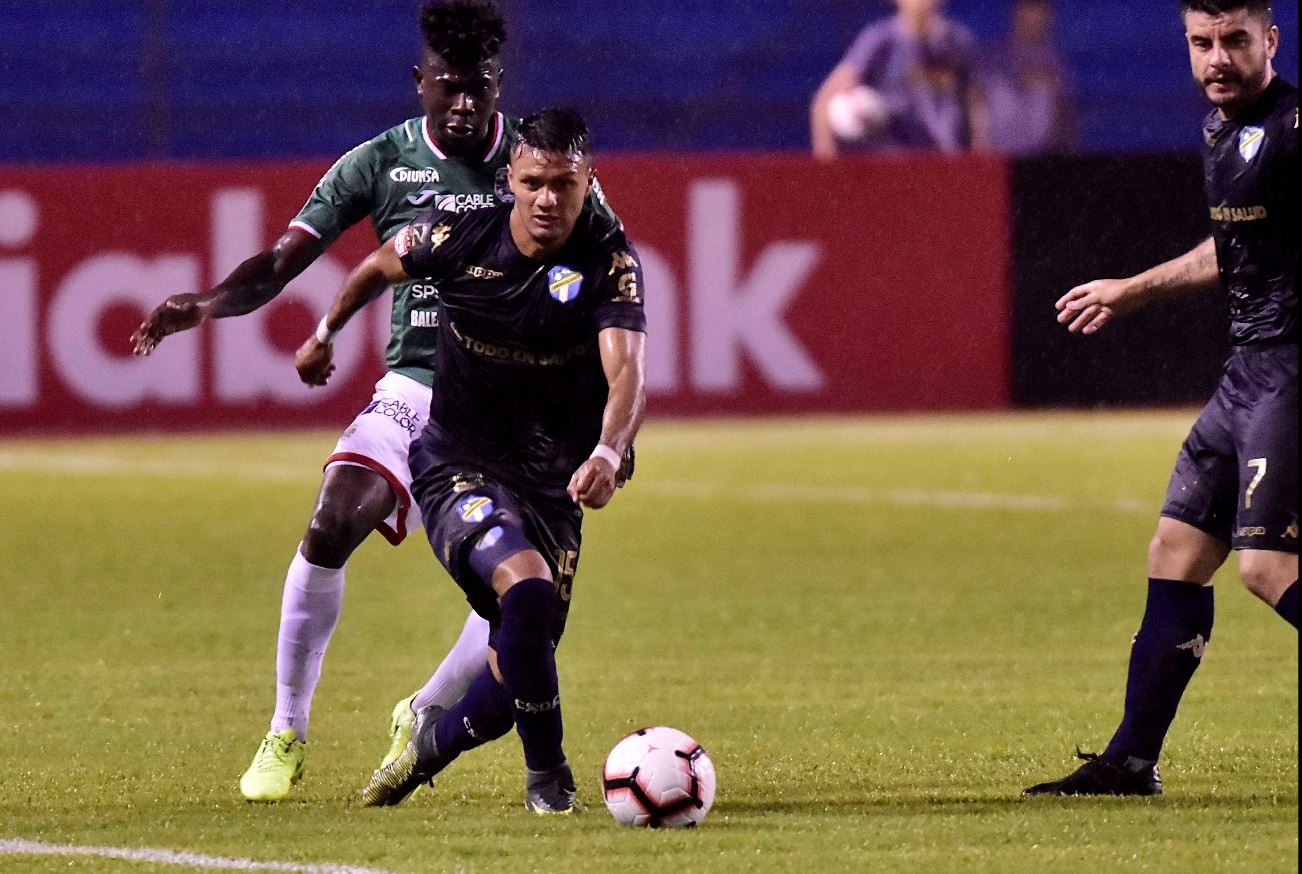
[590,444,621,470]
[315,315,337,345]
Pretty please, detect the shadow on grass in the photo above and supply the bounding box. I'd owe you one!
[715,789,1300,819]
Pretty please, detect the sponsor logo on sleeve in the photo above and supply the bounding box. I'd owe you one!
[394,225,412,257]
[430,224,452,250]
[607,251,641,303]
[494,167,515,203]
[548,266,583,303]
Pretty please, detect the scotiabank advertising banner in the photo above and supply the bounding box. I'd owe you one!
[0,154,1009,433]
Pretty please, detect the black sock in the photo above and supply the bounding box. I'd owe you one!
[1102,579,1214,766]
[1274,580,1298,629]
[496,578,565,772]
[428,666,514,760]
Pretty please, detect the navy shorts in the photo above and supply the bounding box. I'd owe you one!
[409,437,583,643]
[1161,343,1298,553]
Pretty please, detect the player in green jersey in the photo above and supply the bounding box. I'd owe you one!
[131,0,615,803]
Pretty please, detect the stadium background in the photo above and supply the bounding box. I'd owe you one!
[1,0,1298,432]
[0,5,1298,874]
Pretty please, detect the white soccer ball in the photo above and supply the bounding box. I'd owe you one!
[826,85,890,142]
[602,726,716,828]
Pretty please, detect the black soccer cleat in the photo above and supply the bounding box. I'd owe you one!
[361,705,453,807]
[1022,748,1163,797]
[525,760,581,816]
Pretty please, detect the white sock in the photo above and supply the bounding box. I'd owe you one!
[411,610,492,711]
[270,547,345,740]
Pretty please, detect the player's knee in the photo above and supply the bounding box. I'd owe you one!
[303,498,383,566]
[491,553,554,598]
[1237,552,1296,604]
[1147,520,1226,582]
[1147,528,1187,574]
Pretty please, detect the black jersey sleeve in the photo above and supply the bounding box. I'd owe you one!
[1278,99,1298,176]
[394,208,460,282]
[592,239,648,334]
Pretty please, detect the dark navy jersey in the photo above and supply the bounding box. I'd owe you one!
[395,204,646,493]
[1202,76,1298,345]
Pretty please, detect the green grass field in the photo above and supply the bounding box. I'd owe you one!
[0,412,1296,874]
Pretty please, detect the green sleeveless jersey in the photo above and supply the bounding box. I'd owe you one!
[290,112,616,387]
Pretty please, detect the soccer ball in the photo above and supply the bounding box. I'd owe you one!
[601,726,716,828]
[826,85,890,142]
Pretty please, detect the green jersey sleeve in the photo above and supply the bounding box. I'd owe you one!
[290,139,381,247]
[586,174,621,228]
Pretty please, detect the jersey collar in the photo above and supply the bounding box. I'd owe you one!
[422,112,505,164]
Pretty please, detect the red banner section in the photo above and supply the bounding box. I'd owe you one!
[0,154,1009,433]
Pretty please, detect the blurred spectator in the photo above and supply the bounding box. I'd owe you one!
[812,0,978,158]
[970,0,1077,154]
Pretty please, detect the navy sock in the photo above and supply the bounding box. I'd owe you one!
[426,666,514,761]
[495,578,565,772]
[1103,579,1215,766]
[1274,580,1298,629]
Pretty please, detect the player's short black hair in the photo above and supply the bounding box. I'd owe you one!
[513,108,593,161]
[419,0,507,67]
[1180,0,1274,23]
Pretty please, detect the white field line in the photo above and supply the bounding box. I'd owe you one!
[0,450,1153,516]
[0,451,309,482]
[0,837,399,874]
[646,479,1153,515]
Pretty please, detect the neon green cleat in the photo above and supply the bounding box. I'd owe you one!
[239,728,306,802]
[380,694,419,769]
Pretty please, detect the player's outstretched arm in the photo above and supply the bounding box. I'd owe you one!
[295,237,407,387]
[1056,237,1218,335]
[131,229,323,356]
[811,64,858,162]
[568,328,647,509]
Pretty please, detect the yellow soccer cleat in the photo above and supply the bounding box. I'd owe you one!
[239,728,306,802]
[380,693,419,769]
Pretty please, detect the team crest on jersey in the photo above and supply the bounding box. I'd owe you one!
[494,167,515,203]
[456,495,495,524]
[548,266,583,303]
[1238,126,1265,162]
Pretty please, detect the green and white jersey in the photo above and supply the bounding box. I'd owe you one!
[291,112,616,387]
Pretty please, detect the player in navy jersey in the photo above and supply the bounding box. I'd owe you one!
[128,1,626,803]
[1025,0,1296,797]
[310,108,646,814]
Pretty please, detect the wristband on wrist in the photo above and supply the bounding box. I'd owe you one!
[590,443,621,470]
[315,315,338,345]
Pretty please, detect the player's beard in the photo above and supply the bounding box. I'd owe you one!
[1203,64,1268,113]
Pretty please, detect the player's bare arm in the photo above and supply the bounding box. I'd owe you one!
[811,64,859,161]
[1056,237,1219,335]
[295,237,407,387]
[131,228,323,356]
[567,327,647,510]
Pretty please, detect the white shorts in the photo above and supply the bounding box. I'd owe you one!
[325,371,431,546]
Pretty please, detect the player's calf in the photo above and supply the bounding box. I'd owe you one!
[495,577,567,772]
